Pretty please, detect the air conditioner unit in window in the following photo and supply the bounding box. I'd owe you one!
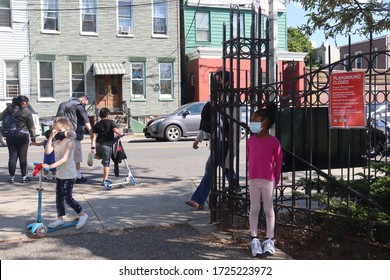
[119,25,131,35]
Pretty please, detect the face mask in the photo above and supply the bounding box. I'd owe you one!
[249,122,263,134]
[54,131,66,141]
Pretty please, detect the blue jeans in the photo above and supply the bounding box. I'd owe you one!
[191,141,236,206]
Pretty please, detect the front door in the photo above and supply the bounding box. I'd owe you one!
[95,75,122,111]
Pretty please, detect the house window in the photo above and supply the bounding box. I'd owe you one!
[71,62,86,98]
[159,63,173,98]
[372,48,378,69]
[81,0,97,33]
[5,61,19,98]
[43,0,59,31]
[355,51,362,69]
[232,12,244,38]
[196,11,210,42]
[39,61,55,99]
[0,0,11,27]
[344,54,350,70]
[153,0,167,35]
[130,62,145,99]
[118,0,133,35]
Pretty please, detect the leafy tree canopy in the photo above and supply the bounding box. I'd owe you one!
[287,27,318,65]
[295,0,390,39]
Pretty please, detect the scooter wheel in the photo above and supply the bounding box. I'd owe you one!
[25,220,36,238]
[130,177,136,186]
[35,225,48,238]
[104,182,112,190]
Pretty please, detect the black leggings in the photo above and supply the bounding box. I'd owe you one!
[6,133,30,177]
[55,179,82,217]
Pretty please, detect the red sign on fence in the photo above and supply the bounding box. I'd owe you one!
[329,71,366,128]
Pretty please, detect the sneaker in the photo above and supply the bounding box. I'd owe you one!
[251,238,263,256]
[76,213,89,229]
[262,239,275,255]
[22,176,31,183]
[44,177,48,182]
[87,152,94,167]
[8,176,15,183]
[52,176,57,181]
[75,177,87,183]
[102,179,112,186]
[48,219,64,228]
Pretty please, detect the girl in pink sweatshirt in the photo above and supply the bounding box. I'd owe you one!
[247,103,282,257]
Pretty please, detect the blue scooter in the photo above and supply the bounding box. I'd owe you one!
[25,162,79,238]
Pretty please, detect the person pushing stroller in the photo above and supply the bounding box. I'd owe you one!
[90,108,124,185]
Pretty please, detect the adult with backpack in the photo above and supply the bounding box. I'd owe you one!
[185,71,237,210]
[0,95,36,183]
[56,95,92,183]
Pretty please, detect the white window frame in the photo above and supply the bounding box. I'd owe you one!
[117,0,133,36]
[355,51,362,69]
[80,0,98,35]
[70,61,86,98]
[232,12,244,38]
[130,62,146,100]
[0,0,12,29]
[42,0,60,33]
[196,11,210,42]
[152,0,167,37]
[159,62,174,99]
[4,61,20,99]
[38,60,55,101]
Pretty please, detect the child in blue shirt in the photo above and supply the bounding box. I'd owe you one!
[31,129,56,181]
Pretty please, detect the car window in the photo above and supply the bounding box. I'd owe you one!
[186,103,204,115]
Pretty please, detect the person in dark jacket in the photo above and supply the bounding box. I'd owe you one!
[56,95,92,183]
[0,95,36,183]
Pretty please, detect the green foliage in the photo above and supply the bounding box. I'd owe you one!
[287,27,318,66]
[295,0,390,39]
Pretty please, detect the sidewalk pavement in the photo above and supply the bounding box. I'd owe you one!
[0,134,292,260]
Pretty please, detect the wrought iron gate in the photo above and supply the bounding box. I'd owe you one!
[209,6,390,256]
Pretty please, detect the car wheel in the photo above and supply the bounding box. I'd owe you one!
[0,133,6,147]
[165,125,181,141]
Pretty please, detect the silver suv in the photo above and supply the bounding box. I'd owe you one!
[144,102,206,141]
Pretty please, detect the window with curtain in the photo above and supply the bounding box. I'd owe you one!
[71,62,85,97]
[39,61,54,99]
[118,0,133,34]
[43,0,59,31]
[196,11,210,42]
[81,0,97,33]
[159,63,173,98]
[0,0,11,27]
[5,61,19,98]
[153,0,167,35]
[130,62,145,99]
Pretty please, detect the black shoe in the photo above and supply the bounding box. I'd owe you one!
[75,177,87,183]
[22,176,31,183]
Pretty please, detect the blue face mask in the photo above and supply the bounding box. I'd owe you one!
[249,122,263,134]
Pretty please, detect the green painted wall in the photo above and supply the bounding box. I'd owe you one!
[184,6,288,53]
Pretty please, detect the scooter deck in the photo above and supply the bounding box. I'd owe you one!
[47,219,78,232]
[104,176,136,190]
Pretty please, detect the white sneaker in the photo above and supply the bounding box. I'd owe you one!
[87,152,94,167]
[48,219,64,228]
[76,213,88,229]
[251,238,263,256]
[263,239,275,255]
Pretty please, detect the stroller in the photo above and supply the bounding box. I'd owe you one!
[108,136,136,189]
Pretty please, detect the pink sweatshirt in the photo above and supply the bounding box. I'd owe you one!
[247,135,283,188]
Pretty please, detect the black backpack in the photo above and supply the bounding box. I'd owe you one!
[1,108,21,138]
[199,102,211,133]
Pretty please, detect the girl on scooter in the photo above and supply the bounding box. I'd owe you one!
[42,117,88,229]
